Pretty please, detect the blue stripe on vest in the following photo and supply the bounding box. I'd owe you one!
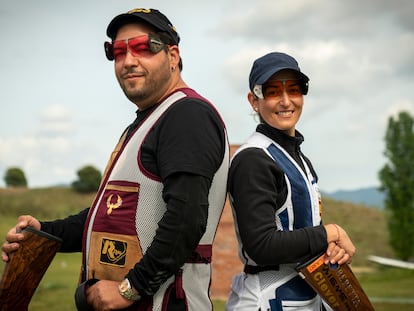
[268,276,316,311]
[267,144,313,229]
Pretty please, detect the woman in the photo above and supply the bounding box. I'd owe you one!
[226,52,356,311]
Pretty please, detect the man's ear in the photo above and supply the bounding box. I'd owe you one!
[167,45,180,71]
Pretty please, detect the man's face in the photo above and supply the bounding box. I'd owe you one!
[113,23,172,110]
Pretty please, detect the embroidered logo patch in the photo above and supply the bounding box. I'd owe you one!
[100,238,127,266]
[106,194,123,215]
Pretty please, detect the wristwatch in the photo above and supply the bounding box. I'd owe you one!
[118,278,141,301]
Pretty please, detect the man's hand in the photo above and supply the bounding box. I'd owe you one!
[86,280,135,311]
[1,215,41,262]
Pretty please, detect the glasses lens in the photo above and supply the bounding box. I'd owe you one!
[105,35,166,61]
[127,36,151,56]
[112,40,128,61]
[263,80,302,99]
[106,36,151,61]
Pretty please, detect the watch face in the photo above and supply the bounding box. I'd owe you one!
[119,278,140,300]
[119,279,129,292]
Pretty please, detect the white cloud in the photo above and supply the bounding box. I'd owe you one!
[38,104,75,136]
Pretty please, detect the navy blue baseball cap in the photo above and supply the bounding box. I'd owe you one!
[249,52,309,93]
[106,8,180,45]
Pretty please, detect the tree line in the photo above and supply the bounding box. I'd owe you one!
[2,111,414,261]
[3,165,102,193]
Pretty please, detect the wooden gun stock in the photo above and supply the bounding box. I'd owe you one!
[296,253,375,311]
[0,227,62,311]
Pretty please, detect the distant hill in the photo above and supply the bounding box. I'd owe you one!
[323,186,385,209]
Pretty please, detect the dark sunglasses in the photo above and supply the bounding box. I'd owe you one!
[104,34,165,61]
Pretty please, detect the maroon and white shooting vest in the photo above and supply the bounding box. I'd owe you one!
[81,89,229,310]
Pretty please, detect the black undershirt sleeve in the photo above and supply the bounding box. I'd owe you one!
[126,172,211,296]
[40,208,89,252]
[140,98,226,179]
[126,98,226,296]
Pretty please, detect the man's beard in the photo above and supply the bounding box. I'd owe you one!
[119,67,171,105]
[123,87,148,103]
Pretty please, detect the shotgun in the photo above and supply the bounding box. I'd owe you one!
[296,252,375,311]
[0,226,62,311]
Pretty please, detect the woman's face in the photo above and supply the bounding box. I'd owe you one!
[249,69,304,136]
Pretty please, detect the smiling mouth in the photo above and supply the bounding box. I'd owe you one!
[277,111,294,116]
[122,70,145,79]
[124,74,143,79]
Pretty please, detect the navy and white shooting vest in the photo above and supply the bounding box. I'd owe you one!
[228,132,325,311]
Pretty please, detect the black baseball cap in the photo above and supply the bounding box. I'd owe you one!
[249,52,309,93]
[106,8,180,45]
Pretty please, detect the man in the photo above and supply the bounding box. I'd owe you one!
[2,8,229,311]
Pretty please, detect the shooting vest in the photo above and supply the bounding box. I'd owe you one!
[228,132,325,311]
[82,89,229,310]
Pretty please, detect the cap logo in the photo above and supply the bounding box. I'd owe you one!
[125,8,178,34]
[127,8,151,14]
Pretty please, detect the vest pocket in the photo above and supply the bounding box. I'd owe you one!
[88,180,143,281]
[93,180,140,235]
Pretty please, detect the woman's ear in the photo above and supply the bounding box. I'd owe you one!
[248,92,258,111]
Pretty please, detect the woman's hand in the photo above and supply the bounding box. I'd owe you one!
[324,224,356,265]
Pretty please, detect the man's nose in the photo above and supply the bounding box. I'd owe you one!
[123,47,139,66]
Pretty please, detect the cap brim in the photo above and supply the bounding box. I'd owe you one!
[256,67,309,86]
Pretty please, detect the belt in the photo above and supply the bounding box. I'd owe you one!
[244,264,279,274]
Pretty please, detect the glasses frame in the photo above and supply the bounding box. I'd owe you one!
[253,79,308,99]
[104,34,166,61]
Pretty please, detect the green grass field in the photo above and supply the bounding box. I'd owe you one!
[3,255,414,310]
[1,187,413,310]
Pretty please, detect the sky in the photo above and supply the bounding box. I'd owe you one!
[1,0,413,192]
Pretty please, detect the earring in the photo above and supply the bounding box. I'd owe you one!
[171,66,176,72]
